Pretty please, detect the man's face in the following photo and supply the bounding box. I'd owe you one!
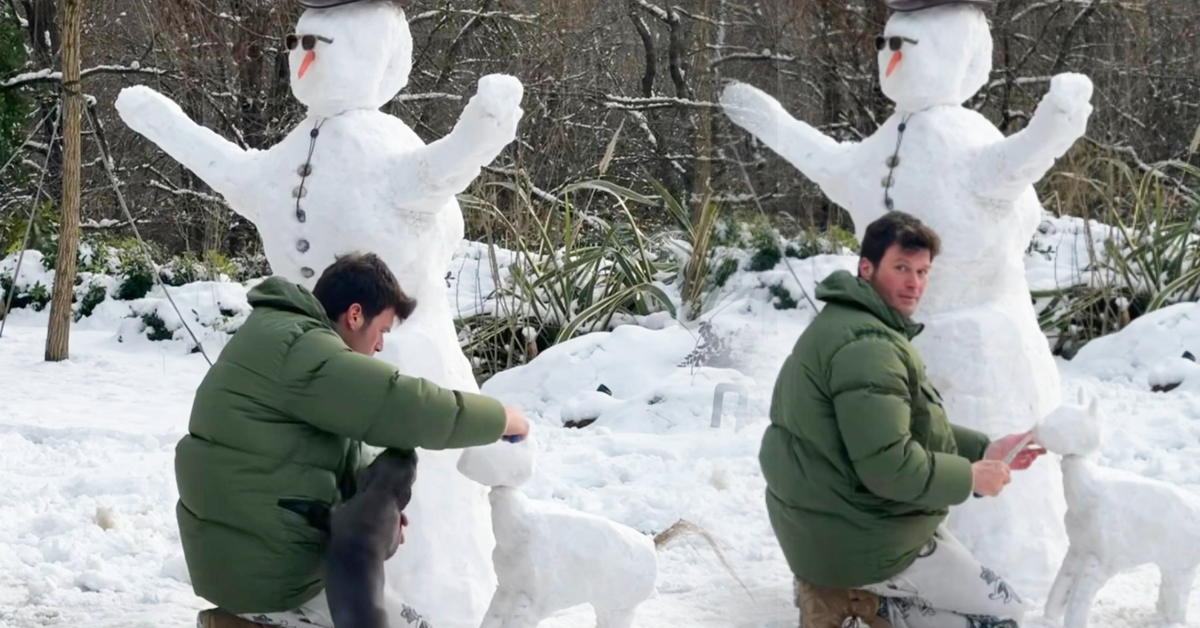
[859,244,932,318]
[336,305,397,356]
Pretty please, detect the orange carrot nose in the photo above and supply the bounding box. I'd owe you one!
[886,50,902,78]
[299,50,316,79]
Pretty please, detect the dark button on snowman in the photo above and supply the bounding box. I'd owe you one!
[723,0,1093,595]
[115,0,524,625]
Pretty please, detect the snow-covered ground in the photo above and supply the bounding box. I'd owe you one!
[2,222,1198,628]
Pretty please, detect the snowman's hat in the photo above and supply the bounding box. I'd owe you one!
[885,0,992,11]
[296,0,362,7]
[296,0,402,8]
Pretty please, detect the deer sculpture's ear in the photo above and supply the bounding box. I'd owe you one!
[1087,398,1100,418]
[1077,389,1086,406]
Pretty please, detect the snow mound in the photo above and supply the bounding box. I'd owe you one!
[0,249,55,291]
[483,322,757,434]
[110,281,253,356]
[1065,302,1200,386]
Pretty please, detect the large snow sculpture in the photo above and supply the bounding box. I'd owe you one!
[114,1,524,625]
[720,0,1094,592]
[458,436,661,628]
[1038,393,1200,628]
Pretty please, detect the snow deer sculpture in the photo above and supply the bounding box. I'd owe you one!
[457,434,743,628]
[1038,392,1200,628]
[457,434,656,628]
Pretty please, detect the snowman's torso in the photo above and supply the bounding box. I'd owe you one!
[239,110,463,300]
[829,106,1043,313]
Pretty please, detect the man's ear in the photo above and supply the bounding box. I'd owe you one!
[858,257,873,279]
[346,303,364,330]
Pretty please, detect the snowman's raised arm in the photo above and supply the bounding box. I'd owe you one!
[720,82,851,189]
[115,86,257,219]
[388,75,523,210]
[973,73,1094,201]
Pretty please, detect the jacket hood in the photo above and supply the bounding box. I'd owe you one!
[247,277,331,326]
[815,270,923,338]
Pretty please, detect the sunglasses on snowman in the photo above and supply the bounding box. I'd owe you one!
[285,34,334,51]
[875,35,919,51]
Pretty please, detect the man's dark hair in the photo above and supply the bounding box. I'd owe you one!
[859,211,942,266]
[312,253,417,322]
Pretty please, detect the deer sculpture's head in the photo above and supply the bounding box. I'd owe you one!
[457,431,538,489]
[1035,390,1103,457]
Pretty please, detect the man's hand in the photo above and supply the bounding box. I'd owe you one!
[985,431,1047,470]
[972,460,1012,497]
[503,404,529,439]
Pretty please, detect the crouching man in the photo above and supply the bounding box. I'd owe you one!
[762,213,1044,628]
[179,253,528,628]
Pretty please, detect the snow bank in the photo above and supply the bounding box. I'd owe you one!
[109,281,253,357]
[1065,302,1200,385]
[484,322,757,434]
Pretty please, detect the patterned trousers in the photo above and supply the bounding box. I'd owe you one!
[235,589,432,628]
[861,527,1027,628]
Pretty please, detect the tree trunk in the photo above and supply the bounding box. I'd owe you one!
[692,0,714,212]
[22,0,58,65]
[44,0,81,362]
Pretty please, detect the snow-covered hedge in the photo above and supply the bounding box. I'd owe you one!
[0,240,262,354]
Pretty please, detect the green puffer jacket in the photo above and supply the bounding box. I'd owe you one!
[761,270,990,589]
[175,277,506,614]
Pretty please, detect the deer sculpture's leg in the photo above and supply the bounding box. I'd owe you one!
[1156,565,1196,625]
[1045,547,1084,622]
[499,593,544,628]
[479,585,520,628]
[1062,555,1107,628]
[595,605,639,628]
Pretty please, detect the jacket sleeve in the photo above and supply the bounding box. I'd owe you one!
[280,329,507,450]
[951,424,991,463]
[829,335,974,509]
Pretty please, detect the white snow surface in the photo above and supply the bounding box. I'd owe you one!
[1,240,1198,627]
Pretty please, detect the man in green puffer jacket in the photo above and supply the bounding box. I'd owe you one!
[762,212,1046,628]
[177,252,528,628]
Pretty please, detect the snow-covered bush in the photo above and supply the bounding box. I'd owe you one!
[1,244,258,353]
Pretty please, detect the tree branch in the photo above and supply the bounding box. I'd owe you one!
[1051,0,1102,75]
[626,0,656,98]
[0,64,171,90]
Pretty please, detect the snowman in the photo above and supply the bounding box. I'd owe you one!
[721,0,1094,595]
[115,0,523,625]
